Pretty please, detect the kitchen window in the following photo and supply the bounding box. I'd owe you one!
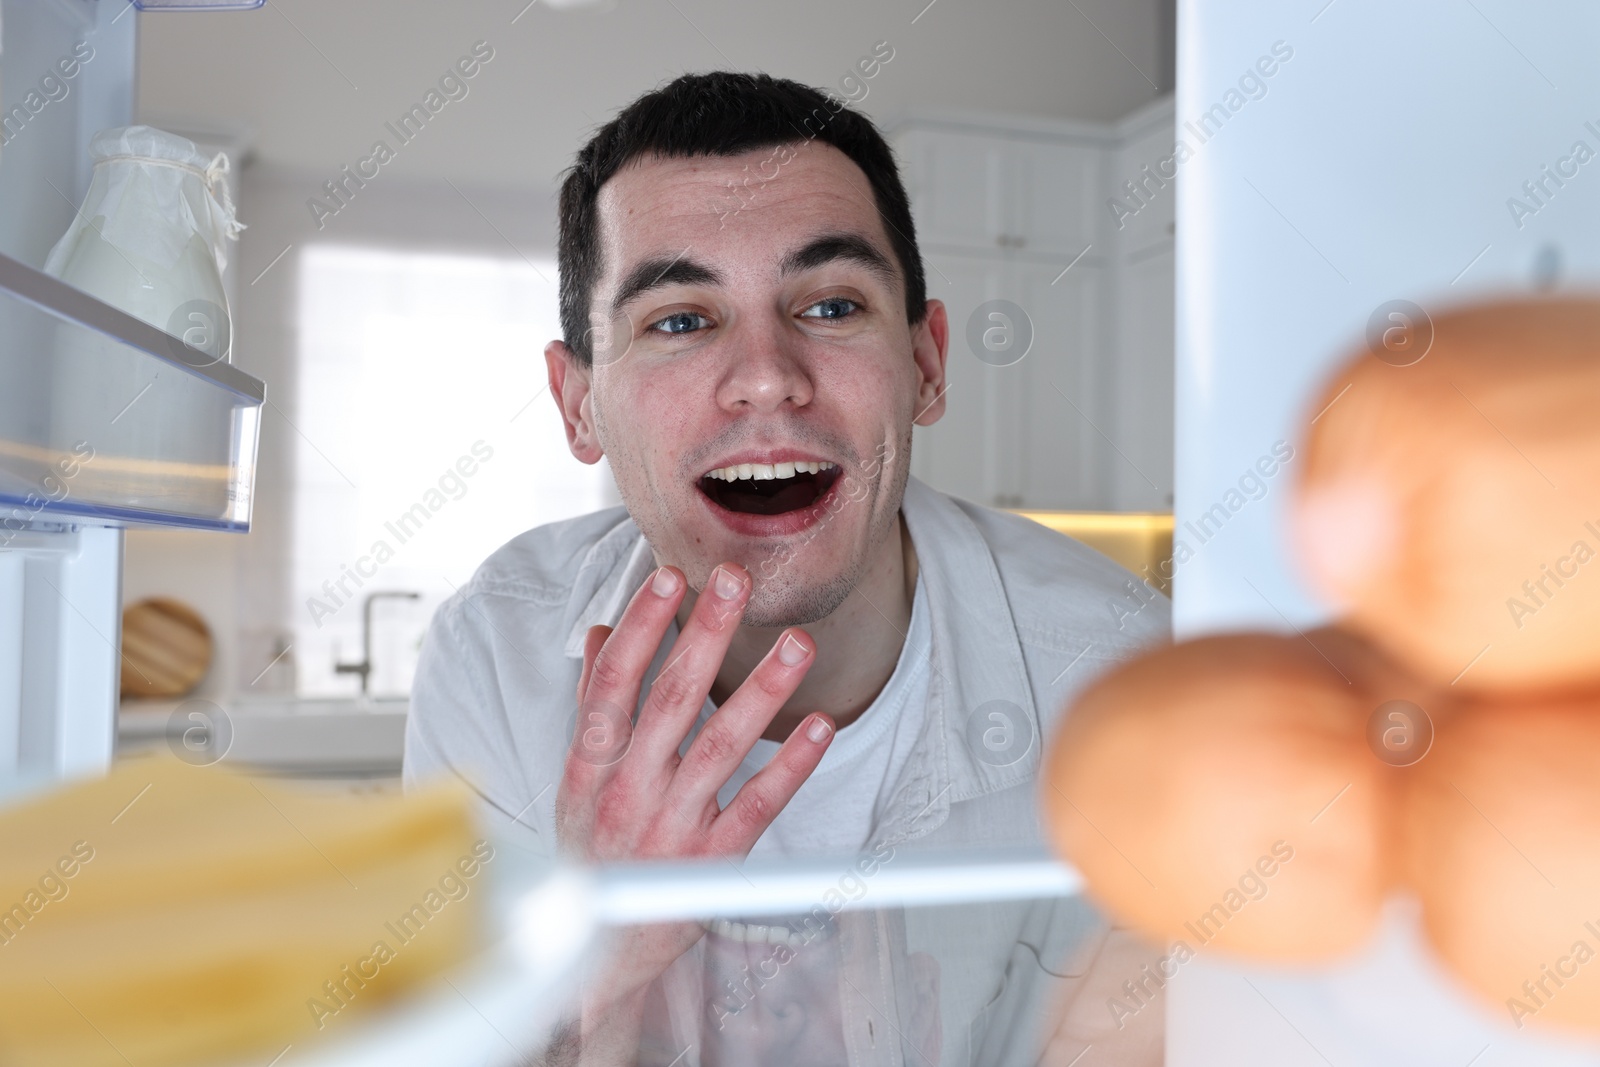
[291,244,614,697]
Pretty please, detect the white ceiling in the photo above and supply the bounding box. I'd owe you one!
[135,0,1165,192]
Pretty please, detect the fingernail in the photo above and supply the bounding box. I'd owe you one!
[778,633,809,666]
[806,716,833,743]
[712,566,744,601]
[651,567,679,597]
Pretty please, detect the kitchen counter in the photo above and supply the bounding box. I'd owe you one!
[118,695,408,778]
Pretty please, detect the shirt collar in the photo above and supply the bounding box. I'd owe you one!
[563,519,657,658]
[561,478,1039,801]
[897,477,1040,803]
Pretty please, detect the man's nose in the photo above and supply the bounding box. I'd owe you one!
[713,319,815,414]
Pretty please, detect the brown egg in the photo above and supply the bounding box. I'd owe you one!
[1043,630,1410,961]
[1293,297,1600,694]
[1403,690,1600,1033]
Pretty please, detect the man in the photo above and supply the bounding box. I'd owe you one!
[405,71,1170,1065]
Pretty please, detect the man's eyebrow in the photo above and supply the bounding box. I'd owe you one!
[779,232,898,287]
[609,254,723,316]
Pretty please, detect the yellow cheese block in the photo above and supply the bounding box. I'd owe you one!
[0,754,488,1067]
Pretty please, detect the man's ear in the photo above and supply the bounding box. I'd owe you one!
[911,299,950,427]
[545,339,604,464]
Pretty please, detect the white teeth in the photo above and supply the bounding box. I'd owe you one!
[705,459,839,482]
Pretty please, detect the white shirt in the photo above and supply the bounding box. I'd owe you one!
[700,572,931,859]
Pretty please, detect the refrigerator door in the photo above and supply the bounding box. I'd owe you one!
[1172,1,1600,1062]
[0,1,264,785]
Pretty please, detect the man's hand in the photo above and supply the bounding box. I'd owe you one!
[551,561,835,1049]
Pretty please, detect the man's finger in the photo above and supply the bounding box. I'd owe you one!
[625,563,752,770]
[563,695,636,773]
[581,566,687,712]
[577,624,612,704]
[666,628,815,809]
[560,568,685,791]
[713,712,835,851]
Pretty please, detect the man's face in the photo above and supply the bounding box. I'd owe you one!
[549,143,947,627]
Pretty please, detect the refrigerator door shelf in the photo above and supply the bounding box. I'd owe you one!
[0,251,264,532]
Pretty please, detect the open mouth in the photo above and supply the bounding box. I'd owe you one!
[698,460,842,516]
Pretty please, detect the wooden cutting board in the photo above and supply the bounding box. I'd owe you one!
[121,597,212,699]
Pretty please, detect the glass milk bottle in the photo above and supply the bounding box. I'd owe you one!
[44,125,243,517]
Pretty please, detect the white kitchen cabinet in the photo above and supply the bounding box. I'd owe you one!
[1017,257,1102,509]
[1008,139,1102,257]
[895,124,1100,258]
[912,252,1103,510]
[894,103,1175,512]
[1110,244,1175,510]
[1110,111,1178,258]
[912,253,1007,506]
[895,128,1009,252]
[1107,98,1177,511]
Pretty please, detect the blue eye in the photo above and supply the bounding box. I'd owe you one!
[801,297,859,320]
[651,311,711,335]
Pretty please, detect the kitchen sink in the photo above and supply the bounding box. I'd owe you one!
[118,694,408,777]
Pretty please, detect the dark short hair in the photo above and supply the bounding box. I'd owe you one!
[556,71,927,366]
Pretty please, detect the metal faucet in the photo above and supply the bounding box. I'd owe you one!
[334,591,420,694]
